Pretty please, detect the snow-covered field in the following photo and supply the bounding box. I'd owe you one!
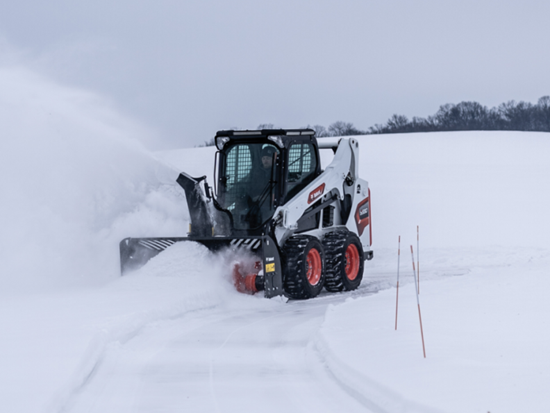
[1,67,549,412]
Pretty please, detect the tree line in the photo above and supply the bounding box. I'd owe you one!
[367,96,550,134]
[198,96,550,145]
[315,96,550,136]
[275,96,550,136]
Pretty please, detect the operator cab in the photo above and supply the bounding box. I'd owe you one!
[214,129,321,235]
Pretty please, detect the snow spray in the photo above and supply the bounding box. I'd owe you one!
[0,66,183,291]
[410,245,426,358]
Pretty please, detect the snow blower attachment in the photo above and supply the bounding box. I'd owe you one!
[120,129,373,299]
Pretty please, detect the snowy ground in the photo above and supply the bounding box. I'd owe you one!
[1,68,549,412]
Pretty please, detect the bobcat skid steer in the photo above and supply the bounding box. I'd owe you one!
[120,129,373,299]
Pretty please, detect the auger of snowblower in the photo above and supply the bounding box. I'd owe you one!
[120,128,373,299]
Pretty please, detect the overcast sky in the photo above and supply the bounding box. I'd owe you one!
[1,0,549,149]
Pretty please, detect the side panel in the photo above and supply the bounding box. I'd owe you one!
[346,178,371,250]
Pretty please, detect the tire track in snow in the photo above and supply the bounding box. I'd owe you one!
[55,260,456,413]
[58,294,381,413]
[50,302,220,413]
[208,310,279,413]
[313,333,444,413]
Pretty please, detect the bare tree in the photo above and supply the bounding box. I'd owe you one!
[386,114,409,131]
[309,124,330,137]
[195,137,216,147]
[328,121,364,136]
[257,123,275,130]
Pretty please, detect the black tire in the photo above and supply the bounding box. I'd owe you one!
[282,235,325,299]
[323,230,364,292]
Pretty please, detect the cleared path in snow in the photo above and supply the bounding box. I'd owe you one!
[60,253,433,413]
[60,248,472,413]
[64,297,372,413]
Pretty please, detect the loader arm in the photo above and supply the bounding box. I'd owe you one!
[273,137,368,248]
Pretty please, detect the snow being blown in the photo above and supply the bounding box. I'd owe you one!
[0,66,247,412]
[0,66,187,291]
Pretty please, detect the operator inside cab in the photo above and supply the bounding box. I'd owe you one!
[260,145,277,176]
[250,144,278,201]
[218,142,280,230]
[245,144,279,227]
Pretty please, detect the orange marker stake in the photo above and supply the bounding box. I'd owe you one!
[417,225,420,294]
[410,245,426,358]
[395,236,401,330]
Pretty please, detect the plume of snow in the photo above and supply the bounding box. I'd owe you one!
[0,66,187,291]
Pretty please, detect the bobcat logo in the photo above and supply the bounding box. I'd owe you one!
[308,183,325,204]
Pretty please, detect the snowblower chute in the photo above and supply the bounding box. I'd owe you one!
[120,129,373,299]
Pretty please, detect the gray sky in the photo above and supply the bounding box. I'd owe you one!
[1,0,549,149]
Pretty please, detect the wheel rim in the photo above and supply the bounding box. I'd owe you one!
[345,244,360,281]
[305,248,322,285]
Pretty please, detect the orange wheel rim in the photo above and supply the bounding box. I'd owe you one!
[345,244,360,280]
[306,248,322,285]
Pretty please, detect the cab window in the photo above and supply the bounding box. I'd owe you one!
[285,142,317,202]
[218,143,278,230]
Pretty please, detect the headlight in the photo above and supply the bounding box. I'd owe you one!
[268,135,284,148]
[216,136,230,150]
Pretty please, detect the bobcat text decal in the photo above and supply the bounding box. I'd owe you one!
[307,183,325,204]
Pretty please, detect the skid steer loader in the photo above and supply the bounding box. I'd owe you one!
[120,129,373,299]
